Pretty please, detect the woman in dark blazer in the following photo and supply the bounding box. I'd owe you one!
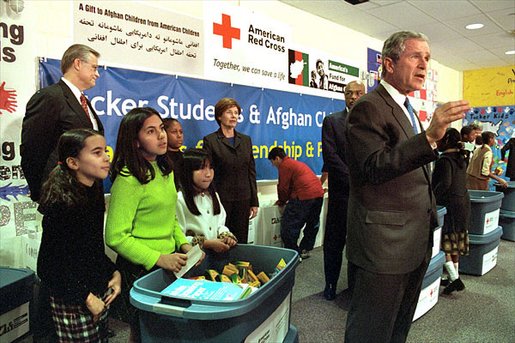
[203,98,259,243]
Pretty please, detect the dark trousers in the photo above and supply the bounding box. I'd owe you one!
[114,256,158,343]
[32,280,57,342]
[281,197,323,252]
[223,198,251,243]
[323,192,351,288]
[345,252,430,343]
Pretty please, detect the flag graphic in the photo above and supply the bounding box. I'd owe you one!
[288,49,309,86]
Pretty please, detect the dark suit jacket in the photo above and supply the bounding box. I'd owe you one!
[501,138,515,179]
[203,129,259,207]
[21,80,104,201]
[322,109,350,197]
[344,84,437,274]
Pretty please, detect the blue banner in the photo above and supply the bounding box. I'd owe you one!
[40,59,345,184]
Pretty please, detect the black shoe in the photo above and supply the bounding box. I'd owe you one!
[443,278,465,295]
[107,329,116,338]
[440,278,450,287]
[454,278,465,291]
[300,250,311,259]
[324,284,336,300]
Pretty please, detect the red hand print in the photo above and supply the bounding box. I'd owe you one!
[0,82,18,114]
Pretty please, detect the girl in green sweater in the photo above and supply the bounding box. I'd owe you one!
[105,107,195,343]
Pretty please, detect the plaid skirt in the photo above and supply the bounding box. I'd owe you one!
[49,290,110,342]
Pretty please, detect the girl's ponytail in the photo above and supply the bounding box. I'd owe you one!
[39,129,100,212]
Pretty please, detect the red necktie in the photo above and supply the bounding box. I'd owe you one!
[80,93,89,116]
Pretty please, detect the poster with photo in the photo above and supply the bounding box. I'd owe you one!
[287,48,359,94]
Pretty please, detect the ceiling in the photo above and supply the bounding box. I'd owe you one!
[280,0,515,71]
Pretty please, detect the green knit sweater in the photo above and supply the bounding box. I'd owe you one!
[105,162,188,270]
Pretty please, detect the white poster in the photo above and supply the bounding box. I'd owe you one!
[0,1,42,268]
[73,0,204,75]
[204,2,291,87]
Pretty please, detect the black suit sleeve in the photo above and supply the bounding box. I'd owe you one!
[322,115,347,175]
[21,90,63,201]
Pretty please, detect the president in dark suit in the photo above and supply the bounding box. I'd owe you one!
[321,80,364,300]
[203,98,259,244]
[21,44,103,202]
[343,31,470,342]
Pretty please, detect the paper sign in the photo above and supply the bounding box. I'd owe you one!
[174,244,203,279]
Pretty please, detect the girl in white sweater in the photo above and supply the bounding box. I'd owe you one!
[176,148,237,253]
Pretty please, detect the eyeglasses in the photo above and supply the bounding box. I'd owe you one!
[80,60,100,72]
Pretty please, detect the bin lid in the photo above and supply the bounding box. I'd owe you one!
[468,226,503,244]
[0,268,36,297]
[468,190,504,203]
[426,251,445,275]
[422,251,445,288]
[436,206,447,216]
[500,209,515,219]
[130,244,300,320]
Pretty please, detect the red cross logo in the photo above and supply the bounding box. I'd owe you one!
[213,14,240,49]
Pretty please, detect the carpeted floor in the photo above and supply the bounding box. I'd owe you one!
[290,239,515,343]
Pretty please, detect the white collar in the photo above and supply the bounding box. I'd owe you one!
[380,79,408,110]
[61,77,82,103]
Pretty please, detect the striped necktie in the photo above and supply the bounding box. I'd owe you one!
[80,93,89,116]
[404,98,419,134]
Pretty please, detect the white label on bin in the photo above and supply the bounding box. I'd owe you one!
[481,246,498,275]
[0,302,29,343]
[483,209,500,234]
[432,227,442,258]
[245,292,290,343]
[413,278,440,321]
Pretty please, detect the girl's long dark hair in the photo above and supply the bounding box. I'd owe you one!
[39,129,101,212]
[111,107,172,184]
[438,128,470,167]
[180,148,221,216]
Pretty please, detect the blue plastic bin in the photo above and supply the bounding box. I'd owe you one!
[436,205,446,227]
[459,226,503,276]
[432,206,446,258]
[499,209,515,241]
[413,251,445,321]
[495,181,515,212]
[468,190,504,234]
[0,268,36,343]
[130,244,299,343]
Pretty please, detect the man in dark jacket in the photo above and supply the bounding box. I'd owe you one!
[321,80,365,300]
[21,44,103,202]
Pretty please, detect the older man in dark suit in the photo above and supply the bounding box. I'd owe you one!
[321,80,365,300]
[21,44,103,202]
[344,31,470,342]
